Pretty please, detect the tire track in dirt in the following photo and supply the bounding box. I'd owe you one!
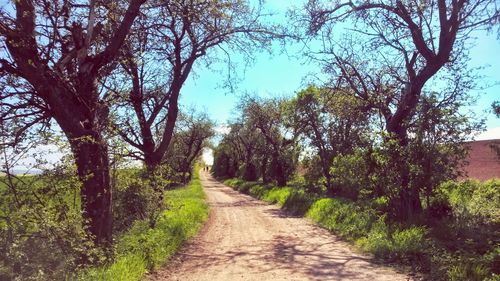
[152,171,412,281]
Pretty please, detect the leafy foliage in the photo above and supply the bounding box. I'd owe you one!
[0,170,94,280]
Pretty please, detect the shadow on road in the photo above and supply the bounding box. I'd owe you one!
[175,234,380,281]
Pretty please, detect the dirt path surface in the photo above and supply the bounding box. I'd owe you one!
[152,171,411,281]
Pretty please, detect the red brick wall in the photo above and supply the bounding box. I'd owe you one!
[462,139,500,181]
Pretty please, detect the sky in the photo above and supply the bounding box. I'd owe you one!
[179,0,500,135]
[5,0,500,171]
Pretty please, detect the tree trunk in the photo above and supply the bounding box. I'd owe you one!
[320,153,333,193]
[69,135,112,246]
[144,153,162,173]
[272,154,287,187]
[388,127,423,220]
[261,156,269,184]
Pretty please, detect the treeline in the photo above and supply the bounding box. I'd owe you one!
[213,86,475,219]
[0,109,214,280]
[0,0,258,279]
[212,89,499,279]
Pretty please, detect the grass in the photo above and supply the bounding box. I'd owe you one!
[224,178,500,280]
[78,169,208,281]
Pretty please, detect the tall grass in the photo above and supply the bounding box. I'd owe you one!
[79,170,208,281]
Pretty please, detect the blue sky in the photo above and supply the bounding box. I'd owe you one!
[180,1,500,133]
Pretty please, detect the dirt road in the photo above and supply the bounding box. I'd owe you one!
[153,171,410,281]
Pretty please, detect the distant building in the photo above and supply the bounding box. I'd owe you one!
[462,139,500,181]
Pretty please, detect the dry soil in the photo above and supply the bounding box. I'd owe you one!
[152,171,412,281]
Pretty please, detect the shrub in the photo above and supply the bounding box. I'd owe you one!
[355,217,392,257]
[238,181,260,194]
[113,171,163,232]
[223,178,244,188]
[447,261,491,281]
[0,171,94,281]
[249,184,269,198]
[391,227,428,256]
[306,198,376,240]
[434,179,500,224]
[282,190,318,216]
[356,222,427,259]
[262,187,292,206]
[330,150,370,199]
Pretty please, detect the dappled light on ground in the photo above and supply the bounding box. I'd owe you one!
[151,171,410,281]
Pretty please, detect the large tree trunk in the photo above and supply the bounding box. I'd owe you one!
[387,126,423,220]
[69,134,112,246]
[51,83,114,248]
[144,154,162,173]
[272,154,287,187]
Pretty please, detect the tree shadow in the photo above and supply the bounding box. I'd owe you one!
[175,173,411,280]
[170,233,405,281]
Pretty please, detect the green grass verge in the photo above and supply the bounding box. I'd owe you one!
[79,170,208,281]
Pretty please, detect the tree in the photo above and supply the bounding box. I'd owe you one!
[301,0,499,219]
[211,122,261,180]
[0,0,146,246]
[286,86,370,193]
[163,110,215,184]
[407,93,477,208]
[228,121,263,181]
[241,96,300,186]
[493,101,500,118]
[106,0,275,171]
[212,131,243,179]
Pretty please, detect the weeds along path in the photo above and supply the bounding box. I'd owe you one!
[152,171,410,281]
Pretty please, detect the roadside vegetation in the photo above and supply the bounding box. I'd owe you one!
[0,108,214,280]
[1,1,499,281]
[1,0,270,279]
[0,163,209,280]
[79,168,208,281]
[211,1,500,280]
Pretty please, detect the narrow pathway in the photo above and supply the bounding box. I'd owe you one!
[152,171,411,281]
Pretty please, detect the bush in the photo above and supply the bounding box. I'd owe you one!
[307,198,376,241]
[447,261,492,281]
[223,178,244,188]
[262,187,292,206]
[391,227,427,256]
[249,184,270,198]
[355,217,392,257]
[238,181,260,194]
[113,170,164,233]
[282,190,318,216]
[0,171,94,281]
[433,179,500,224]
[330,150,371,199]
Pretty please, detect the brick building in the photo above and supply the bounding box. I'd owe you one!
[462,139,500,181]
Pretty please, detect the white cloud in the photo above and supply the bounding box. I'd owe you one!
[214,124,230,135]
[476,127,500,140]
